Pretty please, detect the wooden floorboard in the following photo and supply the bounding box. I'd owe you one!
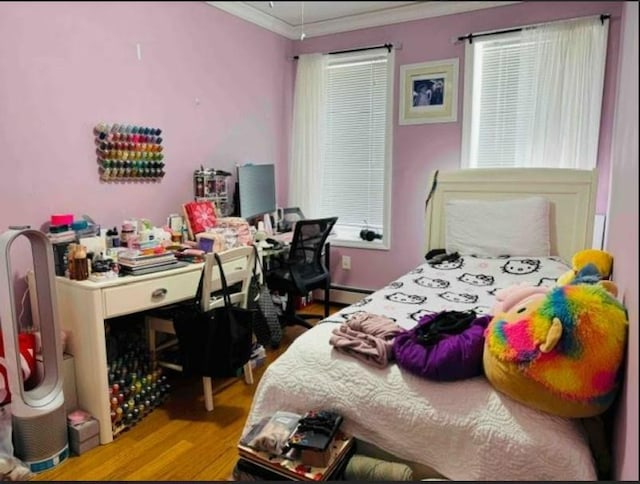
[34,302,344,481]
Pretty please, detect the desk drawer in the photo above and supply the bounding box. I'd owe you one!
[103,272,198,318]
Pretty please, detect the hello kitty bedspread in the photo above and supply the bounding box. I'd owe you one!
[245,256,598,481]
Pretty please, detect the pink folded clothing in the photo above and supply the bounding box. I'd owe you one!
[329,312,403,369]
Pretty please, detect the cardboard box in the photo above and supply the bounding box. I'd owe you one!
[70,434,100,455]
[68,417,99,455]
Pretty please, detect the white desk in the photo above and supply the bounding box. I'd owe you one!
[56,262,204,444]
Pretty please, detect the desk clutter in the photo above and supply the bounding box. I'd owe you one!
[94,123,165,182]
[193,167,233,217]
[236,409,416,481]
[237,410,354,481]
[47,205,256,281]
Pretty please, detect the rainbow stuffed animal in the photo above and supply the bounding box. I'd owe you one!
[483,282,628,417]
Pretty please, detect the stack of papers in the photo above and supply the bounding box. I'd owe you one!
[118,250,178,275]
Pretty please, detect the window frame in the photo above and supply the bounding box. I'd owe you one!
[321,49,395,251]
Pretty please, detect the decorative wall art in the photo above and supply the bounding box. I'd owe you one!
[94,123,165,182]
[399,58,459,125]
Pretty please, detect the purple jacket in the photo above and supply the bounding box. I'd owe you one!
[393,312,491,381]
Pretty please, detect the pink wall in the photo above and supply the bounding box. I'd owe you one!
[607,2,639,480]
[292,1,622,289]
[0,1,293,264]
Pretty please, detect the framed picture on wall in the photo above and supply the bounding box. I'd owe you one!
[399,58,459,125]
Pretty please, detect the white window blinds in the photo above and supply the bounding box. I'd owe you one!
[319,50,391,231]
[468,36,537,167]
[462,17,609,170]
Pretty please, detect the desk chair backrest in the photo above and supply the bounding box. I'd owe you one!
[200,246,254,312]
[146,245,256,413]
[287,217,337,292]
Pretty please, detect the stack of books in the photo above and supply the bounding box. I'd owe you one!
[236,411,354,481]
[47,230,77,245]
[118,249,179,275]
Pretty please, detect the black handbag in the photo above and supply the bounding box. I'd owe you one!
[172,252,256,378]
[248,245,283,348]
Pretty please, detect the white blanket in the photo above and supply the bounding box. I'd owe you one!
[245,257,597,481]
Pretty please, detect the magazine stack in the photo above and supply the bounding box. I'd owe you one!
[117,248,178,275]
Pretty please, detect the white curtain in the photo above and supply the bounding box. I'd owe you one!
[522,17,609,169]
[288,53,327,217]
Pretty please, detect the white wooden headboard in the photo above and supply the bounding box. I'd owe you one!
[425,168,597,264]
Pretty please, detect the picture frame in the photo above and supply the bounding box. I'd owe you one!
[399,58,459,125]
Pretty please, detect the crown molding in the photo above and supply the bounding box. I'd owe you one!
[207,1,521,40]
[207,1,294,39]
[303,1,521,38]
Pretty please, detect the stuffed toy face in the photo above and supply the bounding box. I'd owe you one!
[484,283,628,417]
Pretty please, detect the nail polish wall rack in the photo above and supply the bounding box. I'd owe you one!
[94,123,166,182]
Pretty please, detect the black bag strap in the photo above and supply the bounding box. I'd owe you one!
[425,169,439,210]
[214,252,233,308]
[251,244,260,277]
[192,253,235,309]
[251,244,270,283]
[214,252,255,362]
[193,263,207,309]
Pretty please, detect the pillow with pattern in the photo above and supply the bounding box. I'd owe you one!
[183,201,217,238]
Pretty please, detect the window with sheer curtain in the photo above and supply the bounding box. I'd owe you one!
[461,16,609,170]
[289,49,393,248]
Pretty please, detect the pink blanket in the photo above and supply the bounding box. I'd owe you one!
[329,312,403,368]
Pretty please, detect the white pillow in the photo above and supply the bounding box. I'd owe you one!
[445,197,551,257]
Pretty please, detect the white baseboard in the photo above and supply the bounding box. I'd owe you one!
[313,286,372,306]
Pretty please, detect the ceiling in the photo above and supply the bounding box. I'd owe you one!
[244,1,417,26]
[208,1,520,39]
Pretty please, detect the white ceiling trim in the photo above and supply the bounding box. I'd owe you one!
[207,1,293,38]
[207,1,521,40]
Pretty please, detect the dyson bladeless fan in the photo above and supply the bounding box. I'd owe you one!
[0,228,68,472]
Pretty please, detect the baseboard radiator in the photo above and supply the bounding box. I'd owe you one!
[313,285,373,306]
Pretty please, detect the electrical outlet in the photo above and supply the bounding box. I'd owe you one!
[341,255,351,270]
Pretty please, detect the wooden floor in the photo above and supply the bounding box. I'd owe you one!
[34,303,344,481]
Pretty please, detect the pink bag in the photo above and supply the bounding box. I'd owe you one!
[215,217,253,246]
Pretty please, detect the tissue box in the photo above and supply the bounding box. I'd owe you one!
[68,417,99,455]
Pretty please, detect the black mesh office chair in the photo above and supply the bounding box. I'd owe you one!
[266,217,338,330]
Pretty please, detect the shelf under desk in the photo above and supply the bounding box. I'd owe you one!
[56,262,204,444]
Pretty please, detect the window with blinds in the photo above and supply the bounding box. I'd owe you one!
[464,34,536,168]
[318,49,392,243]
[462,17,608,170]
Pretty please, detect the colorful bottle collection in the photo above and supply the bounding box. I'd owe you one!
[94,123,165,181]
[107,343,171,437]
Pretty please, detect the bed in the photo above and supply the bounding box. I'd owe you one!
[244,168,599,481]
